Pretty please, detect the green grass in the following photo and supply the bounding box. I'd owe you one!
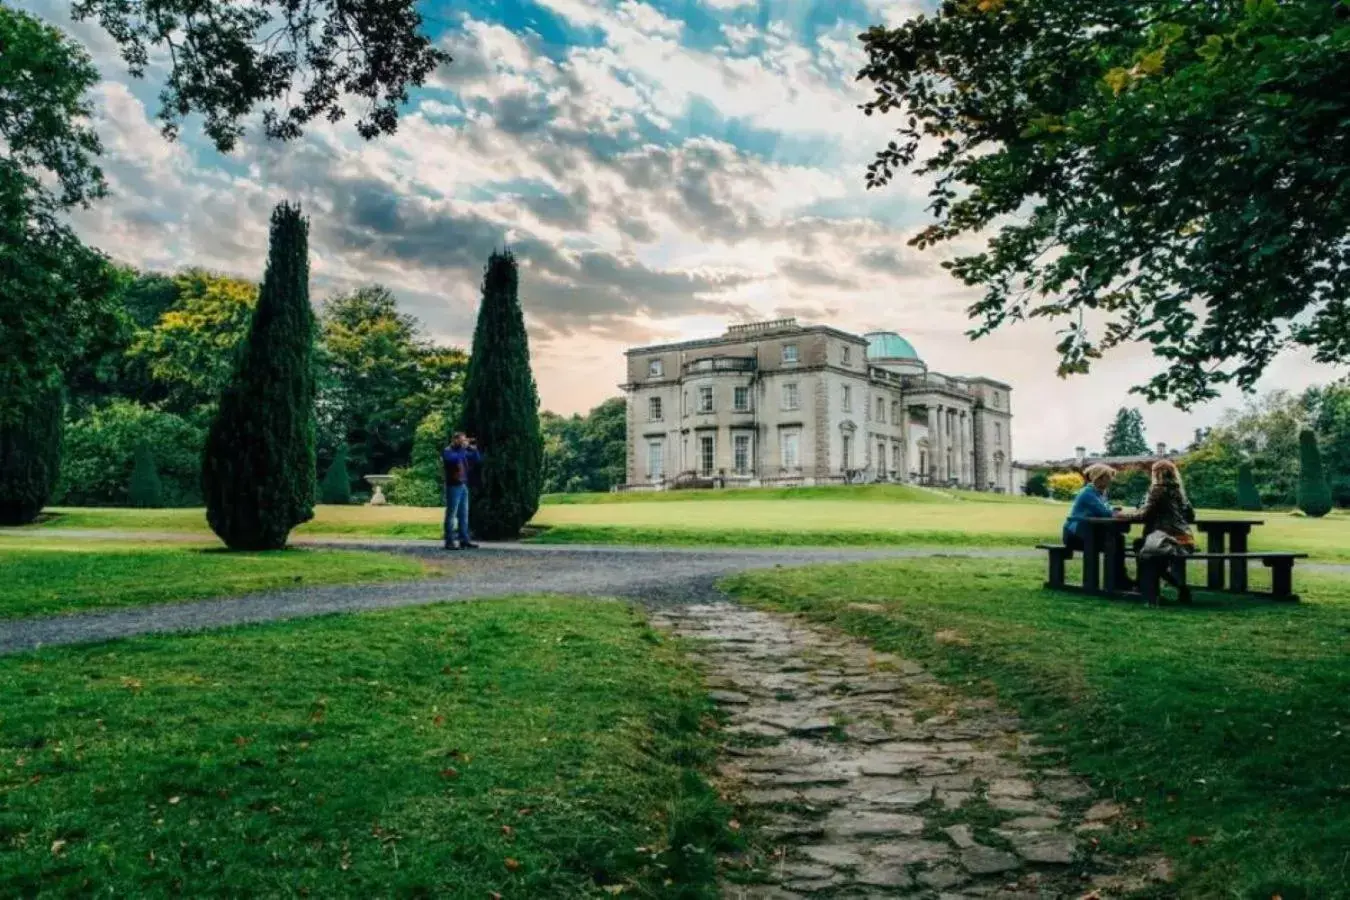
[24,499,1350,563]
[722,558,1350,898]
[0,598,734,897]
[0,539,433,619]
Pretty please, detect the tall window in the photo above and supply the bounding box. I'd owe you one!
[699,435,715,475]
[994,422,1002,447]
[782,344,799,364]
[781,430,800,468]
[733,434,751,474]
[876,397,886,422]
[877,440,887,472]
[841,345,851,365]
[648,397,662,421]
[647,441,664,479]
[842,435,852,470]
[782,383,799,410]
[697,386,714,413]
[891,401,900,423]
[842,385,853,412]
[892,443,901,472]
[648,359,663,378]
[733,386,750,412]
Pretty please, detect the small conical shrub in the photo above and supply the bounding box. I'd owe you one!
[459,250,543,539]
[1236,462,1261,512]
[0,389,64,525]
[129,441,164,508]
[1297,429,1332,518]
[202,203,317,549]
[319,444,353,505]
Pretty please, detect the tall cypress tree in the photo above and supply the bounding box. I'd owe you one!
[0,389,64,526]
[1296,429,1332,518]
[202,203,316,549]
[128,441,164,508]
[1235,462,1262,512]
[459,250,543,539]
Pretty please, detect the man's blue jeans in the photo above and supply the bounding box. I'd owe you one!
[445,484,471,545]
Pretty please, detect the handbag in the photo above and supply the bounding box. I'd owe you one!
[1139,529,1187,558]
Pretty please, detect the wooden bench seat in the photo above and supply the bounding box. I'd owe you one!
[1037,542,1308,604]
[1135,552,1308,605]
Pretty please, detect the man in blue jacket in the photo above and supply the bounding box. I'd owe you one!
[442,432,482,550]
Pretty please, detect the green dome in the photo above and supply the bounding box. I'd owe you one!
[864,331,920,361]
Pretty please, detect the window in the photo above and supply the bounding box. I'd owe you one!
[782,344,799,364]
[733,434,751,474]
[648,358,663,378]
[699,435,715,475]
[842,435,852,470]
[781,430,800,468]
[697,385,714,413]
[841,345,851,365]
[733,386,750,412]
[782,382,800,410]
[991,391,1000,409]
[648,396,662,421]
[994,422,1002,448]
[877,441,887,472]
[892,443,901,472]
[842,385,852,412]
[876,397,886,422]
[891,401,900,423]
[647,441,664,479]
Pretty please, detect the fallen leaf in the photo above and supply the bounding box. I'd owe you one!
[51,840,66,855]
[728,819,741,832]
[501,825,515,839]
[440,767,459,779]
[504,857,521,872]
[433,715,445,727]
[1187,835,1208,845]
[168,796,181,805]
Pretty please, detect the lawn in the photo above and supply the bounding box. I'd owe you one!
[0,597,734,897]
[0,539,433,619]
[722,558,1350,898]
[24,493,1350,563]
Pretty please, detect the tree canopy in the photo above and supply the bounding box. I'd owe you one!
[859,0,1350,407]
[1103,407,1149,456]
[72,0,450,153]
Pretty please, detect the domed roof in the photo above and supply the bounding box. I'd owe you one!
[864,331,920,361]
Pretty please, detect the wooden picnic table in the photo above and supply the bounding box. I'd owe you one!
[1080,517,1135,595]
[1193,519,1264,592]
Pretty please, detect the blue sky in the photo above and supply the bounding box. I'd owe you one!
[28,0,1344,457]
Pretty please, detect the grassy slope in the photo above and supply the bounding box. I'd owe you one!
[0,539,431,619]
[0,598,733,898]
[723,558,1350,898]
[27,497,1350,562]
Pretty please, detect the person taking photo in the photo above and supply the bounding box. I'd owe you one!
[442,432,482,550]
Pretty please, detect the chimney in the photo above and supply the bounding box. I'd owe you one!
[1156,442,1167,458]
[1075,446,1086,466]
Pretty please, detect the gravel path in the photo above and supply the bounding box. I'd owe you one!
[0,543,1029,656]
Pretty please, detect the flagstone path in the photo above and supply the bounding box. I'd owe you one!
[653,602,1164,899]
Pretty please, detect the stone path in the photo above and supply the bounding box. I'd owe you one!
[653,602,1159,899]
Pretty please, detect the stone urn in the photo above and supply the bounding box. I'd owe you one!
[364,474,394,506]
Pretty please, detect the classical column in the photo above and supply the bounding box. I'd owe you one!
[960,411,970,486]
[927,405,940,482]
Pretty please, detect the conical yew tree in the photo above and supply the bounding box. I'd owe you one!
[1297,429,1332,518]
[129,441,164,508]
[202,203,317,549]
[319,444,353,505]
[459,250,543,539]
[0,388,64,525]
[1235,462,1261,512]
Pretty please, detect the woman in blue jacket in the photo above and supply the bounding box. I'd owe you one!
[1063,464,1132,587]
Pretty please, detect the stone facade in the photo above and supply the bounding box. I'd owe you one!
[619,318,1014,492]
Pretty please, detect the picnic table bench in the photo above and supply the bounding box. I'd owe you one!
[1036,515,1309,605]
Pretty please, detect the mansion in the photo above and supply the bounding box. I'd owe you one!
[620,318,1015,492]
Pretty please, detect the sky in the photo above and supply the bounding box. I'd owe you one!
[26,0,1347,460]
